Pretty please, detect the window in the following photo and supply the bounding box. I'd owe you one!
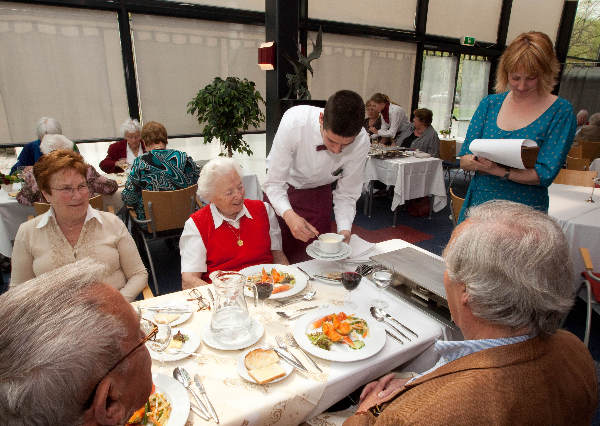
[452,55,490,138]
[419,52,458,132]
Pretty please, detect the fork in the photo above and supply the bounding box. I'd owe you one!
[275,335,306,369]
[276,306,318,320]
[285,332,322,373]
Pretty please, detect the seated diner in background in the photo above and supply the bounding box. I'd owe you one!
[121,121,200,220]
[10,116,62,174]
[0,258,153,425]
[180,158,288,288]
[364,100,391,145]
[396,108,440,157]
[99,118,145,173]
[10,150,147,301]
[457,31,576,223]
[16,134,117,206]
[576,108,589,133]
[345,201,597,425]
[367,93,409,144]
[574,112,600,143]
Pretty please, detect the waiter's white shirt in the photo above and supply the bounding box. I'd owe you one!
[378,103,408,139]
[179,202,282,273]
[263,105,370,232]
[126,144,143,165]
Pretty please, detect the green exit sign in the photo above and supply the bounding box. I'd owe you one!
[462,36,475,46]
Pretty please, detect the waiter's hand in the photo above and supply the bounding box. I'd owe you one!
[339,230,351,243]
[282,210,319,242]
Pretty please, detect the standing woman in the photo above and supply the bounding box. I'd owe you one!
[457,31,576,223]
[368,93,409,143]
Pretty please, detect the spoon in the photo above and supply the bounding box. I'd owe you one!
[369,306,410,341]
[173,367,210,421]
[277,290,317,308]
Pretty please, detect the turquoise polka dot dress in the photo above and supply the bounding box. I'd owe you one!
[457,91,576,223]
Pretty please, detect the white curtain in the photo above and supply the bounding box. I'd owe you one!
[308,32,416,113]
[131,15,266,135]
[0,3,128,145]
[419,55,458,132]
[453,58,490,138]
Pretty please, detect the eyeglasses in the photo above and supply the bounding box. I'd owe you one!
[51,183,90,196]
[83,318,158,409]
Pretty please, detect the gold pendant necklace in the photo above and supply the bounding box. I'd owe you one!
[225,222,243,246]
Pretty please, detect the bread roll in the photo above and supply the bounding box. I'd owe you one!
[247,363,286,384]
[244,348,286,384]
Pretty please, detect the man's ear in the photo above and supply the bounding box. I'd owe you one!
[88,378,127,426]
[460,284,469,306]
[319,112,324,125]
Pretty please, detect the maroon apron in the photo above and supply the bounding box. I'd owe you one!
[264,183,333,263]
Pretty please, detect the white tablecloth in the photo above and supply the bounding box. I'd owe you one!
[140,238,448,425]
[0,188,33,257]
[548,184,600,287]
[364,156,447,212]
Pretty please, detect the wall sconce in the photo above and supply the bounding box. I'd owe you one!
[258,41,276,70]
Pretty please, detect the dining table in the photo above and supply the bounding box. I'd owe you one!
[134,237,451,425]
[548,183,600,288]
[363,155,447,226]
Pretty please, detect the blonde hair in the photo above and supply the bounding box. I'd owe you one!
[495,31,560,94]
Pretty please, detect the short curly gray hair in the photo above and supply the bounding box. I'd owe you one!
[196,157,243,201]
[35,117,62,141]
[40,134,75,154]
[120,118,142,137]
[443,200,574,336]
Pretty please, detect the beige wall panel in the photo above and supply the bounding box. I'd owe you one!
[507,0,564,43]
[427,0,502,43]
[308,32,416,112]
[309,0,417,30]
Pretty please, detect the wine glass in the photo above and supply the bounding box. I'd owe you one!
[341,272,361,309]
[140,317,171,367]
[586,177,600,203]
[371,271,393,309]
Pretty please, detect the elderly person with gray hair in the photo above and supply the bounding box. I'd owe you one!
[10,116,63,174]
[575,111,600,142]
[345,201,597,425]
[180,157,288,289]
[16,134,117,206]
[0,258,153,425]
[100,118,145,173]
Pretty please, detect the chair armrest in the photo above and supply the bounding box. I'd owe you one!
[580,248,594,271]
[128,208,151,226]
[142,285,154,299]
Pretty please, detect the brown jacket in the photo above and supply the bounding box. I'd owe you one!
[344,330,597,425]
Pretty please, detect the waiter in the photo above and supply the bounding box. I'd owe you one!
[263,90,370,262]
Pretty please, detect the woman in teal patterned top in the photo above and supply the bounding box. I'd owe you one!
[458,32,576,223]
[122,121,200,219]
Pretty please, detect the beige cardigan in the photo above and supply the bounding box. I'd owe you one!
[11,207,147,301]
[344,330,597,425]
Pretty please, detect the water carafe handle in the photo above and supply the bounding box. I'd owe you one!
[246,277,258,307]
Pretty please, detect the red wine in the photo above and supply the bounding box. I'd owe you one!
[341,272,361,291]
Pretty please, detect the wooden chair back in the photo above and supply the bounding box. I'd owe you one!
[581,141,600,161]
[566,156,591,171]
[439,139,457,162]
[449,187,464,227]
[141,184,198,233]
[142,285,154,299]
[553,169,598,187]
[568,143,583,158]
[33,194,103,216]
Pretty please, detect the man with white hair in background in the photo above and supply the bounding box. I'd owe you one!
[0,258,154,425]
[345,201,597,425]
[180,157,288,288]
[575,111,600,142]
[576,108,589,132]
[10,116,62,174]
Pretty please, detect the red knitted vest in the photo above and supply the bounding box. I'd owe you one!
[191,199,273,282]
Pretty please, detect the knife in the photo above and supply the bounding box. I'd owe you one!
[385,329,404,344]
[273,348,309,373]
[140,306,194,313]
[194,374,219,424]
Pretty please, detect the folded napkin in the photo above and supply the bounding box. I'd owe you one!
[347,235,376,262]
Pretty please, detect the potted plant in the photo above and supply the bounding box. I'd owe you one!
[187,76,265,157]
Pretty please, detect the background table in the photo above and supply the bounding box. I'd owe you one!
[139,238,449,425]
[363,156,447,224]
[548,183,600,287]
[0,188,33,257]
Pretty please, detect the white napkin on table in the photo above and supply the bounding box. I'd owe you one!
[347,235,376,262]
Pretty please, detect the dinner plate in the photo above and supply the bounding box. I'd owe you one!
[151,372,190,426]
[202,318,264,351]
[237,345,293,384]
[241,264,307,300]
[292,306,386,362]
[143,302,195,326]
[148,327,201,362]
[306,242,352,261]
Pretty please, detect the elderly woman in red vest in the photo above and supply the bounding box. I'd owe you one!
[180,158,289,288]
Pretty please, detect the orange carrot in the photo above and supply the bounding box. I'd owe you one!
[272,284,291,294]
